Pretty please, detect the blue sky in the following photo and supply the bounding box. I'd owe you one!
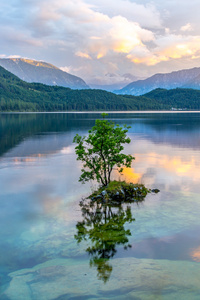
[1,0,200,84]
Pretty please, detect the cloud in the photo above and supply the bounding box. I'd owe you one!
[155,34,200,61]
[8,55,22,59]
[84,0,162,28]
[127,47,159,66]
[109,16,154,53]
[15,0,155,68]
[181,23,193,32]
[55,1,155,61]
[19,0,199,69]
[75,51,92,59]
[126,34,200,66]
[1,0,200,83]
[72,15,155,61]
[60,66,72,73]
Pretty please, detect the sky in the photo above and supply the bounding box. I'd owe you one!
[1,0,200,85]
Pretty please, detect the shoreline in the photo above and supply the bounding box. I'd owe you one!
[1,110,200,114]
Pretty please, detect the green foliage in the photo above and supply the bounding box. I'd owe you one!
[75,199,135,282]
[144,88,200,110]
[89,180,150,203]
[74,179,151,282]
[73,116,135,186]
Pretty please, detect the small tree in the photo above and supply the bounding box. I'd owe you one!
[73,114,135,186]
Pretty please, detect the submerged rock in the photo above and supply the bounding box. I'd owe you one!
[151,188,160,193]
[101,190,107,196]
[3,257,200,300]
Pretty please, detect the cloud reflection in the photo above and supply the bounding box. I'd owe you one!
[117,138,200,194]
[190,247,200,262]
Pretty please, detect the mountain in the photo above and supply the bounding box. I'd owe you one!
[0,65,147,111]
[89,83,132,92]
[88,73,142,92]
[1,65,200,112]
[0,58,89,89]
[116,67,200,95]
[183,73,200,90]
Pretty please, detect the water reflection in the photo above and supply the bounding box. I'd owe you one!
[1,112,200,158]
[1,112,200,298]
[190,246,200,262]
[75,199,137,283]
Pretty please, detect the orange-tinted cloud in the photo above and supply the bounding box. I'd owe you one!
[75,51,92,59]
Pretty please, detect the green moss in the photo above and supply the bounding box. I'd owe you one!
[88,180,151,204]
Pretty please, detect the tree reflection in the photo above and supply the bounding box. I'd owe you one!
[74,199,135,283]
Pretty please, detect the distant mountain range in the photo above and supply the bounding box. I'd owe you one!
[88,73,142,92]
[1,64,200,112]
[0,58,89,89]
[116,67,200,95]
[2,58,200,96]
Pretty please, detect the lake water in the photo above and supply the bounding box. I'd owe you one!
[1,112,200,299]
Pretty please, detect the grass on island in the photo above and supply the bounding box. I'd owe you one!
[88,180,154,205]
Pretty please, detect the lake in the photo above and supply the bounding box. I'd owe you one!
[1,112,200,299]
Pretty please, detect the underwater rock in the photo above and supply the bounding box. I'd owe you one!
[151,189,160,193]
[3,257,200,300]
[101,190,107,196]
[96,195,103,199]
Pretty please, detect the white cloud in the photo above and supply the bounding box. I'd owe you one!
[1,0,200,82]
[109,16,154,52]
[84,0,162,28]
[181,23,193,32]
[60,66,72,73]
[8,55,22,59]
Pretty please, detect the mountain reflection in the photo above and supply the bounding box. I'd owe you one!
[1,112,200,158]
[75,199,136,283]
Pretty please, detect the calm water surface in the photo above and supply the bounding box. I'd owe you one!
[1,112,200,299]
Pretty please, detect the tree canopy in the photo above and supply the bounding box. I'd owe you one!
[73,114,135,186]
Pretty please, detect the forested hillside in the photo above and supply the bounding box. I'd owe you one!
[1,66,200,111]
[0,66,164,111]
[145,88,200,110]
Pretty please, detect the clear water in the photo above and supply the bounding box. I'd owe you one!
[1,112,200,299]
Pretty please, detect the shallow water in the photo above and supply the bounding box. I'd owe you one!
[1,112,200,299]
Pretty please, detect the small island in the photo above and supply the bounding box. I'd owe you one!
[74,113,159,205]
[73,113,160,282]
[89,180,151,205]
